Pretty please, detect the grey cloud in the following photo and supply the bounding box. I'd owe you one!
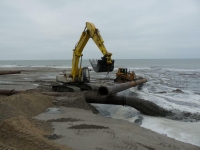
[0,0,200,60]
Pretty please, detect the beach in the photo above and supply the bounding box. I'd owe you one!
[0,66,199,150]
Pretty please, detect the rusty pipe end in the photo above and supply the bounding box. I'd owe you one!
[97,86,110,97]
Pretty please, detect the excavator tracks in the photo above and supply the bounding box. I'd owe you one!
[52,83,93,92]
[52,85,81,92]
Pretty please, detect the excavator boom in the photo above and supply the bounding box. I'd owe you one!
[86,22,115,72]
[85,22,113,63]
[71,22,114,81]
[55,22,114,84]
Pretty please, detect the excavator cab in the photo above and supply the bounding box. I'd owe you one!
[89,56,115,72]
[82,67,90,82]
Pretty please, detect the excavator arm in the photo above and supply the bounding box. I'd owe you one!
[71,22,114,82]
[71,28,90,82]
[86,22,112,64]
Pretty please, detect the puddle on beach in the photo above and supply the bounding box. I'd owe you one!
[45,107,61,114]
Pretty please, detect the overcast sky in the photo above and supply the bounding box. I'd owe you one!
[0,0,200,60]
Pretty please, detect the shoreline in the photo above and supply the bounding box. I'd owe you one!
[0,67,200,149]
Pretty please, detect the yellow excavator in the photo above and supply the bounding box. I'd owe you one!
[52,22,115,92]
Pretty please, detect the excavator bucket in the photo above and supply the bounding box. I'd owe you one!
[89,57,115,72]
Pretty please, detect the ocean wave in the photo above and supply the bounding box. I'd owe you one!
[48,66,71,68]
[115,67,151,70]
[0,65,26,68]
[141,116,200,147]
[133,87,200,113]
[163,68,200,72]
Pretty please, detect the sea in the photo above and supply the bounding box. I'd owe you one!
[0,59,200,146]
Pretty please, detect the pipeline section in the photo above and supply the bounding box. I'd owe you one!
[97,78,147,98]
[85,91,171,117]
[0,89,68,96]
[0,89,23,96]
[0,71,21,75]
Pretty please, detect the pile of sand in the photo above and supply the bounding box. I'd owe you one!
[0,116,72,150]
[0,90,53,117]
[1,90,199,150]
[0,91,73,150]
[54,91,99,114]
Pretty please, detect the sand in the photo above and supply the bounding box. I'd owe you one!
[36,106,200,150]
[0,91,73,150]
[0,67,199,150]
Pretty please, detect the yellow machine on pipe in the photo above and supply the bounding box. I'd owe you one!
[53,22,115,92]
[114,68,139,83]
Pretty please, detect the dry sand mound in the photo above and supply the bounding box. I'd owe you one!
[0,90,54,117]
[0,91,73,150]
[0,91,54,124]
[54,91,98,114]
[0,116,72,150]
[0,102,24,124]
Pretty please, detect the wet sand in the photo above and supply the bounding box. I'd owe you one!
[0,67,199,150]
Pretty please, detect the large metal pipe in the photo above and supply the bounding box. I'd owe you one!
[0,89,23,96]
[0,71,21,75]
[0,89,68,96]
[97,78,147,98]
[85,91,172,117]
[85,90,126,105]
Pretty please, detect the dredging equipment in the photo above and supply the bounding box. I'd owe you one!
[97,78,147,98]
[0,71,21,75]
[0,89,23,96]
[85,91,172,117]
[0,89,69,96]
